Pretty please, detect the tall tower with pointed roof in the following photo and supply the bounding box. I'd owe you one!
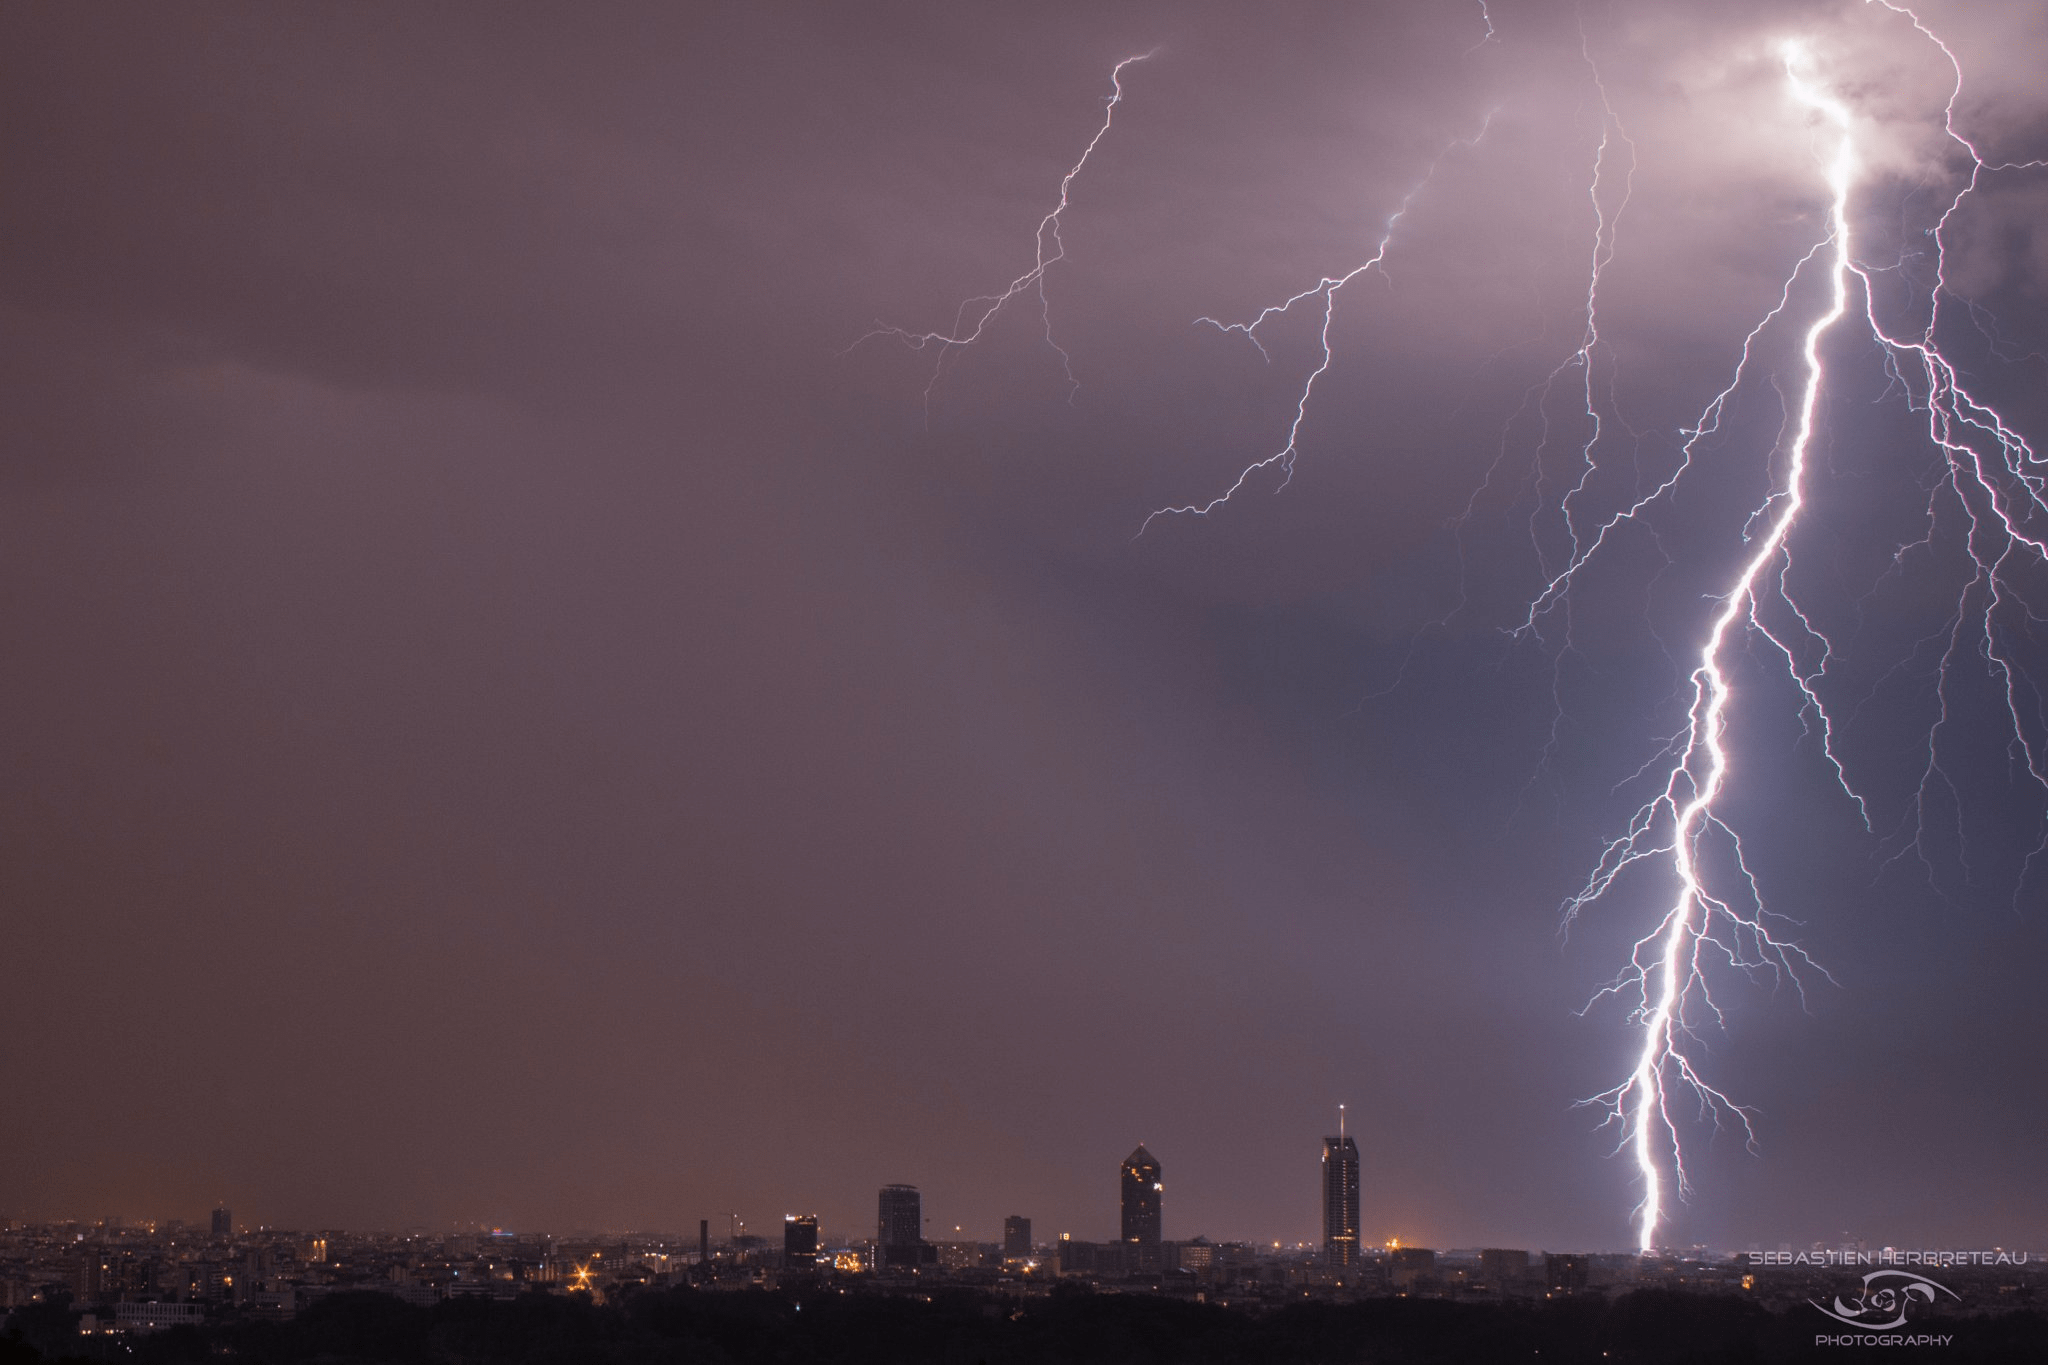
[1323,1105,1361,1267]
[1120,1144,1162,1270]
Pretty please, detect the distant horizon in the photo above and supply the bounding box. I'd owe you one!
[13,1213,2038,1265]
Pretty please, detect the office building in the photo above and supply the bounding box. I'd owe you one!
[783,1215,819,1270]
[1546,1253,1589,1294]
[1322,1114,1360,1267]
[1056,1237,1126,1277]
[933,1241,981,1270]
[1120,1145,1162,1270]
[877,1184,926,1269]
[1003,1216,1031,1259]
[1390,1246,1438,1291]
[1480,1248,1530,1293]
[211,1208,232,1239]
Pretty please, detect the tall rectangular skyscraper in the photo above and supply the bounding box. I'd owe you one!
[783,1214,819,1271]
[877,1184,924,1268]
[1322,1117,1360,1267]
[1120,1145,1162,1271]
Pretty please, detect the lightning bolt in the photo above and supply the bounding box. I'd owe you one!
[1564,42,1854,1254]
[1530,5,2048,1251]
[870,3,2046,1254]
[1139,4,2045,1251]
[1138,114,1493,534]
[1853,3,2048,893]
[1468,1,1498,54]
[847,51,1153,416]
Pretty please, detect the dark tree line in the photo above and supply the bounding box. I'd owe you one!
[5,1283,2042,1365]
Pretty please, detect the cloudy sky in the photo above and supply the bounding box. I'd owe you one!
[3,0,2045,1254]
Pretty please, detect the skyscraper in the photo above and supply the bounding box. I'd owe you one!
[1003,1216,1032,1259]
[1323,1108,1361,1267]
[1120,1145,1162,1270]
[877,1184,924,1268]
[210,1207,232,1239]
[783,1214,819,1271]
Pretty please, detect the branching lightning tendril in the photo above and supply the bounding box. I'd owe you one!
[1141,2,2045,1252]
[868,3,2047,1252]
[847,52,1153,416]
[1137,114,1495,535]
[1560,44,1856,1254]
[1556,4,2048,1253]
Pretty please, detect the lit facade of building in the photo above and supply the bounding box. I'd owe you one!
[1322,1133,1360,1266]
[1120,1145,1162,1270]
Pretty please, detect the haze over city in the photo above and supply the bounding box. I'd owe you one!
[3,0,2045,1261]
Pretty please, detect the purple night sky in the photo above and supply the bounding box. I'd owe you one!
[2,0,2044,1253]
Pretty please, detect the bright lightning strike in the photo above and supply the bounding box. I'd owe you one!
[848,52,1153,415]
[1563,38,1857,1257]
[1138,4,2045,1251]
[872,3,2047,1254]
[1548,5,2048,1252]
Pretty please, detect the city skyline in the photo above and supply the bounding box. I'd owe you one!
[2,0,2044,1256]
[6,1136,1358,1254]
[29,1128,2026,1262]
[37,1135,1350,1254]
[5,1211,2034,1364]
